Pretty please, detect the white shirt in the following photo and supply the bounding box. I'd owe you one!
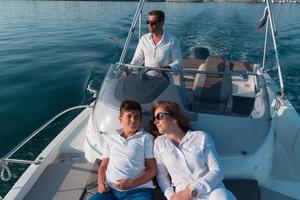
[154,130,224,200]
[131,31,182,76]
[103,128,155,190]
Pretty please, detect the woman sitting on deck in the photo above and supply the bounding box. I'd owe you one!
[151,100,236,200]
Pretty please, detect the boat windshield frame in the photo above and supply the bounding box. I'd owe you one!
[116,62,259,79]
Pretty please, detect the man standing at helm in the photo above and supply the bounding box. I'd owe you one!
[130,10,182,76]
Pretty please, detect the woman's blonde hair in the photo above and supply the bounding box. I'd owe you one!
[150,100,190,136]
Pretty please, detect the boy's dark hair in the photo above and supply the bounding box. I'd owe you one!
[148,10,165,22]
[120,100,142,116]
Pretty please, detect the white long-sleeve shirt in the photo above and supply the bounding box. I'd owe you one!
[131,31,182,76]
[153,130,224,200]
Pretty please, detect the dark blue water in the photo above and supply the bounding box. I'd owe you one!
[0,1,299,196]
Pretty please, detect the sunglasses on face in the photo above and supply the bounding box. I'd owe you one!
[146,20,160,26]
[154,112,170,121]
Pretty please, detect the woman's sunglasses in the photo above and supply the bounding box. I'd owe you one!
[146,20,160,26]
[154,112,170,121]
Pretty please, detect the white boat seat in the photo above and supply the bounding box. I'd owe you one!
[182,58,206,70]
[223,179,260,200]
[229,61,254,72]
[191,56,233,114]
[84,165,292,200]
[23,160,293,200]
[223,179,294,200]
[182,58,206,89]
[84,159,167,200]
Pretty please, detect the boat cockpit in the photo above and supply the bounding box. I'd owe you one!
[93,47,271,158]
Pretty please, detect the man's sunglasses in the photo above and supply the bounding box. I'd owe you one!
[154,112,170,121]
[146,20,161,26]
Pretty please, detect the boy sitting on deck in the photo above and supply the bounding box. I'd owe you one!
[90,100,156,200]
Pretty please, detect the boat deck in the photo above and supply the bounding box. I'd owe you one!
[23,153,295,200]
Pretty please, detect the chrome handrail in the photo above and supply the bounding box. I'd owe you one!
[0,158,42,165]
[116,62,258,77]
[263,0,285,98]
[118,0,145,64]
[262,11,269,70]
[139,11,142,40]
[1,154,42,182]
[2,105,91,160]
[0,105,91,181]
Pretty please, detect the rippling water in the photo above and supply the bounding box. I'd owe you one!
[0,1,299,196]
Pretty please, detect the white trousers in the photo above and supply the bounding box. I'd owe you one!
[197,188,237,200]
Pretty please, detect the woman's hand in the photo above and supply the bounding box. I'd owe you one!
[114,179,134,190]
[170,186,192,200]
[98,181,110,193]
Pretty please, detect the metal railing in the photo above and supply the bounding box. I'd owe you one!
[116,62,258,78]
[118,0,145,64]
[0,105,91,182]
[262,0,285,98]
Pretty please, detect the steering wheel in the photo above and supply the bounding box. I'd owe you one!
[137,67,170,81]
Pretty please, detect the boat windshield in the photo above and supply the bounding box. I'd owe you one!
[102,63,171,104]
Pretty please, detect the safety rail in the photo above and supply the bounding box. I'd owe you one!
[116,62,259,78]
[0,158,42,182]
[118,0,145,64]
[0,105,91,182]
[261,0,285,98]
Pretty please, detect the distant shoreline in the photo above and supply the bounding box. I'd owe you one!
[36,0,261,1]
[34,0,300,3]
[30,0,258,2]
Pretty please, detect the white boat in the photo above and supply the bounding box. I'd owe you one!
[1,0,300,199]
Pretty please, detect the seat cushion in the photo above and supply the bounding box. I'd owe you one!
[230,61,254,72]
[191,56,233,114]
[193,56,229,102]
[182,58,205,69]
[223,179,260,200]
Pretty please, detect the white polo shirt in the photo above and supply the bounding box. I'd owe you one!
[154,130,225,200]
[103,128,155,190]
[131,31,182,76]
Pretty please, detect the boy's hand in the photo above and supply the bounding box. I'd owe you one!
[98,181,110,193]
[114,179,134,190]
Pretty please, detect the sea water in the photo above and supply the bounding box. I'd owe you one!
[0,1,299,196]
